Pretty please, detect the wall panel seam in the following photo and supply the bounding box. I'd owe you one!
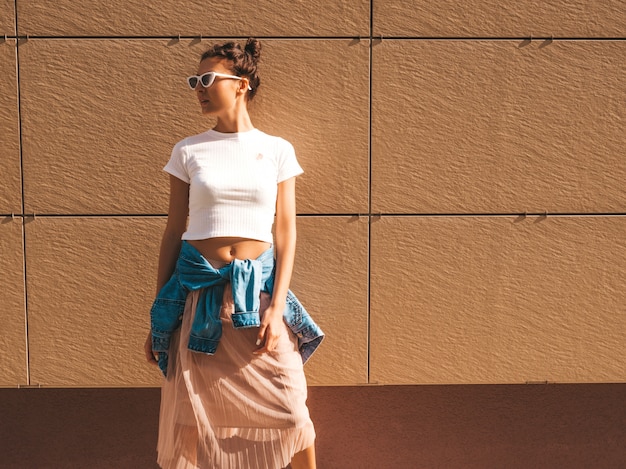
[4,213,625,218]
[4,35,370,41]
[354,213,626,218]
[366,0,374,385]
[364,36,626,41]
[14,0,30,386]
[4,36,626,41]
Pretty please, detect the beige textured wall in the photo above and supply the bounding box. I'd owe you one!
[1,1,624,386]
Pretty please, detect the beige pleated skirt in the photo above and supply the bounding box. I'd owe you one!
[156,283,315,469]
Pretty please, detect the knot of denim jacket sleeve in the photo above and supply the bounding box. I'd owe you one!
[228,258,265,328]
[183,257,266,350]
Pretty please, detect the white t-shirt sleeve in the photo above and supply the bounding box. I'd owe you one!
[277,140,304,183]
[163,139,191,183]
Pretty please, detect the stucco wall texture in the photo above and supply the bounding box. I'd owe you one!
[1,1,625,389]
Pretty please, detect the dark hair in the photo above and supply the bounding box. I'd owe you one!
[200,38,261,100]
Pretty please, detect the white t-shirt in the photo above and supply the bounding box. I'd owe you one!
[164,128,303,243]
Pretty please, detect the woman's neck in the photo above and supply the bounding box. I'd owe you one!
[213,109,254,133]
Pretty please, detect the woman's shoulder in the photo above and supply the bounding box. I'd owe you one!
[253,130,294,152]
[170,130,205,151]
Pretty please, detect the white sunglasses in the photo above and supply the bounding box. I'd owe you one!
[186,71,252,91]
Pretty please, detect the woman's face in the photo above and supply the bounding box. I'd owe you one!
[193,57,245,116]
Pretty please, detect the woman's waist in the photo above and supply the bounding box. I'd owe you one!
[187,237,272,264]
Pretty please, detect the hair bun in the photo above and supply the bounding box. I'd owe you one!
[244,38,262,63]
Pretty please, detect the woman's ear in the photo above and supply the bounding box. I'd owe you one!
[239,77,251,94]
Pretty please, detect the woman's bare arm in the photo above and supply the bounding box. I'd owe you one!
[155,175,190,294]
[255,176,297,354]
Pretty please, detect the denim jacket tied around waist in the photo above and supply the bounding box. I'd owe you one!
[150,241,324,376]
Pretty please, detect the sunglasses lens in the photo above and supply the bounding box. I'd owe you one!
[200,72,214,87]
[187,77,198,89]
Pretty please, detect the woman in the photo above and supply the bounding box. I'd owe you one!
[144,38,323,469]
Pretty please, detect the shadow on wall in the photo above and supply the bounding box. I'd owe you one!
[1,384,625,468]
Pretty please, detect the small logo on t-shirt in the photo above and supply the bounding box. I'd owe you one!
[256,153,264,160]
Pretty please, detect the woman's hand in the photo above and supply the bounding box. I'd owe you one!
[254,298,285,355]
[144,331,159,365]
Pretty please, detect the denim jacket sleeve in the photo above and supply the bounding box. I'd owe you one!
[150,269,188,373]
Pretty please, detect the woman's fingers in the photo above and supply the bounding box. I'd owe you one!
[254,325,269,353]
[254,326,281,354]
